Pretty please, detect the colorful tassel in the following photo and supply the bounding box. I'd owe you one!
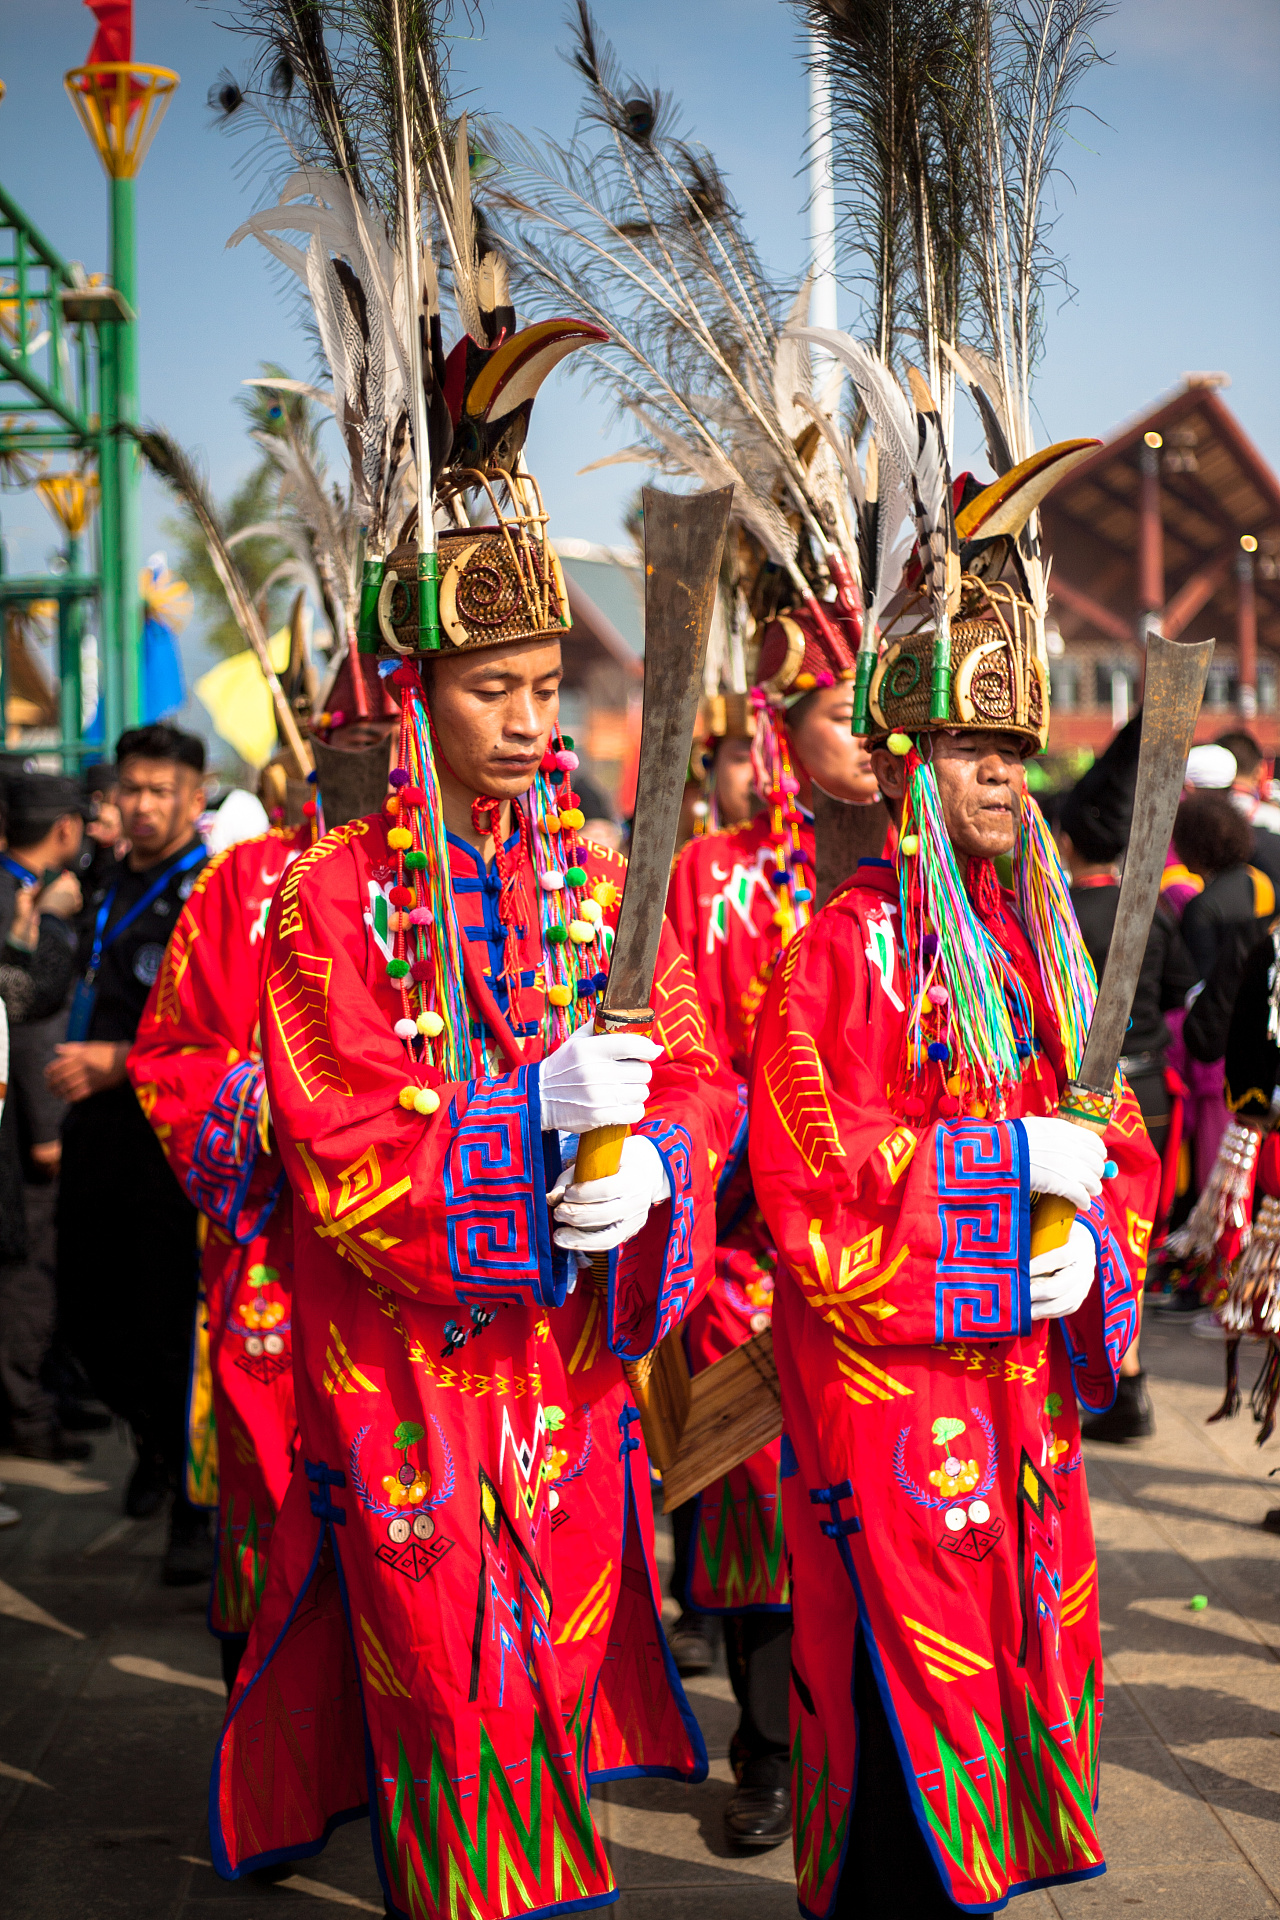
[897,752,1029,1104]
[1013,793,1099,1081]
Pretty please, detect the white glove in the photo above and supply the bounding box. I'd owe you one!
[539,1027,664,1133]
[549,1134,671,1252]
[1029,1219,1097,1321]
[1021,1116,1106,1213]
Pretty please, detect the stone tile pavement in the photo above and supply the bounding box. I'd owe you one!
[3,1314,1280,1917]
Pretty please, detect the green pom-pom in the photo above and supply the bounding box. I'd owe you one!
[387,958,410,978]
[561,735,574,749]
[404,849,428,871]
[565,866,588,887]
[546,924,569,946]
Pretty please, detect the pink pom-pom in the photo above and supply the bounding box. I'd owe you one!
[749,687,768,708]
[927,984,949,1007]
[814,671,835,688]
[555,749,579,772]
[780,774,801,794]
[393,1018,418,1040]
[408,906,432,927]
[328,708,346,729]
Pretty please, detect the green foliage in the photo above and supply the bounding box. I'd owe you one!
[162,462,286,661]
[393,1420,426,1452]
[932,1416,966,1447]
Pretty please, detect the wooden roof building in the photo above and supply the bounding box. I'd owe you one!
[1040,377,1280,756]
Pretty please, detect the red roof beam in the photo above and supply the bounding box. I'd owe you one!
[1049,573,1134,646]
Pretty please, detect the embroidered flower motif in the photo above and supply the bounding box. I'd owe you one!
[928,1456,981,1498]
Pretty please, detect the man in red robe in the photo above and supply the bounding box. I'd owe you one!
[750,607,1159,1915]
[209,520,740,1919]
[129,822,304,1679]
[665,606,885,1851]
[127,663,397,1688]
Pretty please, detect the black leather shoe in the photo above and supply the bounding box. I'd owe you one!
[724,1784,791,1851]
[1080,1371,1154,1444]
[162,1498,214,1587]
[667,1611,716,1675]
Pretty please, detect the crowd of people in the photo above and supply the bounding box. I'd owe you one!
[3,655,1280,1916]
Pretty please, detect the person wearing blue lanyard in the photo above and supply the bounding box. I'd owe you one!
[46,724,210,1585]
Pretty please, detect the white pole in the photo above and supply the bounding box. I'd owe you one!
[809,24,838,385]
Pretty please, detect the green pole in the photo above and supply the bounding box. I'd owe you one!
[110,172,141,728]
[97,317,122,751]
[59,534,84,769]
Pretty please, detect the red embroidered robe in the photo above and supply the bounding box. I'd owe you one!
[664,812,813,1610]
[129,827,305,1636]
[749,858,1158,1914]
[209,815,740,1919]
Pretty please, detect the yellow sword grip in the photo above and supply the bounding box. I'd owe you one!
[574,1122,629,1186]
[1028,1101,1112,1258]
[1029,1193,1076,1258]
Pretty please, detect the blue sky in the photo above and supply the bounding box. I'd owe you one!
[2,0,1278,715]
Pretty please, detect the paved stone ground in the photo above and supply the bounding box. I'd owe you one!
[4,1314,1280,1918]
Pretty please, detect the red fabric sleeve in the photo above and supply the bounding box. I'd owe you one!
[128,840,283,1240]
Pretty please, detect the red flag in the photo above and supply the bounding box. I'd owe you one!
[85,0,132,65]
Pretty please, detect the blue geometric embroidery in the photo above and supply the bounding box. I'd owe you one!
[608,1117,697,1360]
[934,1119,1029,1341]
[187,1061,283,1242]
[1065,1203,1138,1412]
[442,1066,555,1305]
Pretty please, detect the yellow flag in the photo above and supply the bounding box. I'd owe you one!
[195,629,290,769]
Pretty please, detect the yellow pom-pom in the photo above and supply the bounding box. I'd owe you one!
[592,881,618,909]
[569,919,596,944]
[946,1073,964,1096]
[900,834,920,856]
[417,1011,445,1038]
[398,1085,418,1110]
[794,671,816,690]
[886,732,912,757]
[387,826,413,850]
[413,1087,441,1116]
[548,984,573,1007]
[544,812,562,833]
[561,808,585,830]
[579,898,603,924]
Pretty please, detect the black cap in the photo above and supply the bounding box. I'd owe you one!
[1060,710,1143,865]
[4,773,91,851]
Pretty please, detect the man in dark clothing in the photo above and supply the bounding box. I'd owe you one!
[0,775,92,1461]
[48,725,210,1583]
[1058,743,1200,1442]
[1215,729,1280,894]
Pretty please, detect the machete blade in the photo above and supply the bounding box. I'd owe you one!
[603,485,733,1013]
[1077,630,1214,1092]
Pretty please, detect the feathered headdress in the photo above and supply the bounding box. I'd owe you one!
[484,2,872,676]
[217,0,604,660]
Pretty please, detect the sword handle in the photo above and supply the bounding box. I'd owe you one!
[568,1008,691,1466]
[1029,1090,1113,1257]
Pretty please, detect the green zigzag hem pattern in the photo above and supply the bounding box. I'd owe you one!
[216,1495,268,1634]
[923,1664,1101,1884]
[385,1679,603,1909]
[791,1725,844,1903]
[695,1467,788,1603]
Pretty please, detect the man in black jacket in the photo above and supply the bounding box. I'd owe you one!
[48,726,209,1582]
[1058,744,1199,1442]
[0,775,90,1462]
